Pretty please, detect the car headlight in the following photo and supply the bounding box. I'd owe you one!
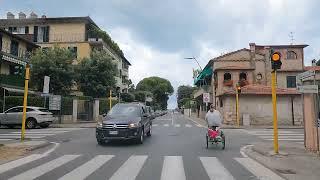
[96,121,103,128]
[129,122,139,128]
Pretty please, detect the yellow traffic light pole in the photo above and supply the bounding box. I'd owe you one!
[21,64,30,141]
[109,90,112,110]
[236,87,240,127]
[271,70,279,154]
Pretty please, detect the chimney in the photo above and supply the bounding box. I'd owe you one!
[29,12,38,19]
[249,43,256,53]
[18,12,26,19]
[7,12,14,19]
[312,59,316,66]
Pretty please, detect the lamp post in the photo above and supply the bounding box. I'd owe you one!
[184,57,203,71]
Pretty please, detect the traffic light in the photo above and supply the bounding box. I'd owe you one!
[236,85,241,94]
[271,51,282,70]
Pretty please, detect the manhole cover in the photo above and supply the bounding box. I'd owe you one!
[275,169,296,174]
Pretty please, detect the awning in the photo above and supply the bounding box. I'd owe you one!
[2,87,36,94]
[194,66,213,85]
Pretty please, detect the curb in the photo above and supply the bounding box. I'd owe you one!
[243,145,289,180]
[26,141,52,151]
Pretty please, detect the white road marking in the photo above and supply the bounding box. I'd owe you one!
[9,155,81,180]
[0,138,12,141]
[109,155,147,180]
[152,124,159,127]
[174,124,181,127]
[0,135,45,139]
[185,124,192,128]
[11,131,67,134]
[0,133,55,136]
[235,157,285,180]
[264,138,304,141]
[0,154,44,174]
[58,155,114,180]
[196,124,203,127]
[164,124,169,127]
[161,156,186,180]
[200,157,235,180]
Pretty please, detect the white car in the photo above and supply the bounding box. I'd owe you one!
[0,106,54,129]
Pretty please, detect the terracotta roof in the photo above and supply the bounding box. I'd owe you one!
[305,66,320,71]
[222,84,300,95]
[254,44,309,48]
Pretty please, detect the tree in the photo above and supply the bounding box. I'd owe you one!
[134,90,152,102]
[136,77,174,110]
[76,50,117,98]
[30,47,74,95]
[177,85,197,108]
[120,92,135,102]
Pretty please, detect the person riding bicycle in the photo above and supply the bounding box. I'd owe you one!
[205,105,222,132]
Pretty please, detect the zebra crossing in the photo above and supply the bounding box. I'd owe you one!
[0,154,284,180]
[0,128,84,142]
[243,129,304,143]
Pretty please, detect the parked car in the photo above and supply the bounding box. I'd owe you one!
[96,102,152,145]
[0,106,54,129]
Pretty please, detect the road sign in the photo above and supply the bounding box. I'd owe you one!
[43,76,50,94]
[297,85,319,94]
[203,93,210,103]
[297,70,315,80]
[49,95,61,110]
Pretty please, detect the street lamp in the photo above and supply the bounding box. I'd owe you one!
[184,57,203,71]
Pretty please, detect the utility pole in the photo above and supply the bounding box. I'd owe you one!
[109,90,112,111]
[236,84,241,127]
[21,64,30,141]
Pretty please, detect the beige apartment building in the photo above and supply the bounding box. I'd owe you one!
[194,43,308,126]
[0,12,130,93]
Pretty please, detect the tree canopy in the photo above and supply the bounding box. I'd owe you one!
[76,50,117,98]
[30,47,74,95]
[136,77,174,110]
[177,85,197,108]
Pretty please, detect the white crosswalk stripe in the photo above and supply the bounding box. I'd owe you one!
[161,156,186,180]
[163,124,169,127]
[9,155,81,180]
[0,154,285,180]
[235,157,285,180]
[58,155,114,180]
[174,124,181,127]
[109,155,148,180]
[151,123,199,128]
[185,124,192,128]
[0,128,84,142]
[243,129,304,142]
[200,157,235,180]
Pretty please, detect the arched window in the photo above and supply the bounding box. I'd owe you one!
[287,51,297,59]
[224,73,232,81]
[239,72,247,81]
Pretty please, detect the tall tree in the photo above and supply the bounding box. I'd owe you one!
[136,77,174,110]
[177,85,197,108]
[76,50,117,98]
[30,47,74,95]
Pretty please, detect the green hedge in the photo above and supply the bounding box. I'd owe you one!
[99,98,118,115]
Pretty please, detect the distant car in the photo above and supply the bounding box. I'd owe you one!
[96,102,152,145]
[0,106,54,129]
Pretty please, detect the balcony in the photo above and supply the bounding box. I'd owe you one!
[239,80,249,87]
[223,80,233,87]
[0,74,24,87]
[1,51,28,65]
[193,85,212,99]
[50,33,85,42]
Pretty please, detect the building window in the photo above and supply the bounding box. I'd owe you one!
[287,76,296,88]
[287,51,297,59]
[10,40,19,56]
[224,73,232,81]
[68,46,77,58]
[35,26,50,42]
[239,72,247,81]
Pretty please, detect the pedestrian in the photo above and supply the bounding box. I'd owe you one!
[205,105,222,130]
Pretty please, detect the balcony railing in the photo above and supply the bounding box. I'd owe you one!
[223,80,233,86]
[1,51,28,66]
[50,33,85,42]
[0,74,24,87]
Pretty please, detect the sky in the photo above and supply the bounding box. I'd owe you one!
[1,0,320,109]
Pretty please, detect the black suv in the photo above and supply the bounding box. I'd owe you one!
[96,103,152,145]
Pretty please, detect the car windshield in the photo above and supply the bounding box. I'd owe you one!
[108,104,141,117]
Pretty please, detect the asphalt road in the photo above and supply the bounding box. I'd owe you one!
[0,113,294,180]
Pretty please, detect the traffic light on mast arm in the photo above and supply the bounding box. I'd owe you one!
[270,50,282,70]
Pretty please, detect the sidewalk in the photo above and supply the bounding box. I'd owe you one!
[244,142,320,180]
[0,140,51,164]
[50,122,96,128]
[184,115,304,129]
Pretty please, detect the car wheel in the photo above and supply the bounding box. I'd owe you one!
[26,118,37,129]
[137,128,144,144]
[97,138,105,145]
[40,124,49,128]
[146,125,152,137]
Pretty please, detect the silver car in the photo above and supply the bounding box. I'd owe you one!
[0,106,54,129]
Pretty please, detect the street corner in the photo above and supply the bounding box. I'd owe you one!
[0,140,51,164]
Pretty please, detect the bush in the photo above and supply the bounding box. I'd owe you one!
[3,96,45,111]
[99,98,118,115]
